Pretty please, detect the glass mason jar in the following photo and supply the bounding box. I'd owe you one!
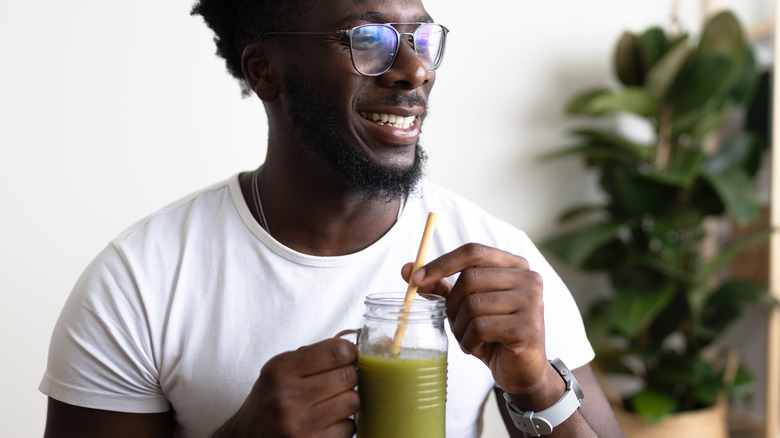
[356,292,448,438]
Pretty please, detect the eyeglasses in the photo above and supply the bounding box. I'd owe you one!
[261,23,449,77]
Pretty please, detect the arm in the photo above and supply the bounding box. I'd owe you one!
[494,365,622,438]
[404,243,625,437]
[44,398,173,438]
[45,338,358,438]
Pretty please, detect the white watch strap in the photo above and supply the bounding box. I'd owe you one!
[503,387,581,436]
[502,358,583,436]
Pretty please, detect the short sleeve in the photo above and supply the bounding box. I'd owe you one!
[39,243,170,413]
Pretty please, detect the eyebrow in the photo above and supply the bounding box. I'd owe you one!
[337,11,434,27]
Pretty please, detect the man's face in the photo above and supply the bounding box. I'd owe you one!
[278,0,437,201]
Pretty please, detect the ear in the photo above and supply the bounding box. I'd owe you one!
[241,43,280,102]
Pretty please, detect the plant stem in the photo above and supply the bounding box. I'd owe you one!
[656,103,674,170]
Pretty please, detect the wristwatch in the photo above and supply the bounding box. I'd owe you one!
[503,358,584,436]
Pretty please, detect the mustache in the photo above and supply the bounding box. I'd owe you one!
[385,93,427,108]
[362,93,428,109]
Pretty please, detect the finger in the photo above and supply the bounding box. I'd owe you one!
[412,243,528,288]
[401,262,453,297]
[401,262,414,281]
[450,290,517,340]
[311,389,360,431]
[445,266,537,326]
[460,314,544,360]
[281,338,357,377]
[320,418,357,438]
[296,364,359,405]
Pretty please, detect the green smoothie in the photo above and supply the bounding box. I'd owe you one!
[356,348,447,438]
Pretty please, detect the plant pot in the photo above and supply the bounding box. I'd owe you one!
[613,398,728,438]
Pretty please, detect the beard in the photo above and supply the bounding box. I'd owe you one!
[283,71,427,202]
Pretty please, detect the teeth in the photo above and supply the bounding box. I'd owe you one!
[360,112,416,129]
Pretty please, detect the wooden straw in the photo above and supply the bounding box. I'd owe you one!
[390,212,438,356]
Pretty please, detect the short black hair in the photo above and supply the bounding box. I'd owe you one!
[191,0,305,95]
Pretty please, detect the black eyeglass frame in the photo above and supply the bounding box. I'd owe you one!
[260,22,450,77]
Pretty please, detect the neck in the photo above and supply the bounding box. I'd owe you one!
[240,161,405,257]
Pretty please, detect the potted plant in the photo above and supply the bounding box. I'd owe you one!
[541,10,772,433]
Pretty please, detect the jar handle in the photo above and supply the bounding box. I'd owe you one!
[335,328,360,345]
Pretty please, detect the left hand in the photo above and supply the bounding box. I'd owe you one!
[401,243,549,395]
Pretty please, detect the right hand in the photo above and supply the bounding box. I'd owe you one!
[214,338,359,438]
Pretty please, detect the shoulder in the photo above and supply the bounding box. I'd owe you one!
[115,176,237,244]
[415,181,533,252]
[75,175,242,303]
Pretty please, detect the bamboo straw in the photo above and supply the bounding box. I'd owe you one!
[390,212,438,356]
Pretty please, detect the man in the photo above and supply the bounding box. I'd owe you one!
[40,0,625,436]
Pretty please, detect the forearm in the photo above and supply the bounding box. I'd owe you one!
[536,411,598,438]
[496,365,624,438]
[497,388,598,438]
[211,407,253,438]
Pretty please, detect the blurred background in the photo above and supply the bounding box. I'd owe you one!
[0,0,774,436]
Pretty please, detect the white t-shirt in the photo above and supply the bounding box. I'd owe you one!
[40,175,594,438]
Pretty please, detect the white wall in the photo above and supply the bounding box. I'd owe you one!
[0,1,771,436]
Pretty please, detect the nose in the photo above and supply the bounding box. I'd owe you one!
[378,37,432,89]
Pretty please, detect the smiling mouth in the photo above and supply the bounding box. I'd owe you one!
[360,112,416,130]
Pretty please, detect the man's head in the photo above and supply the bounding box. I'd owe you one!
[194,0,445,201]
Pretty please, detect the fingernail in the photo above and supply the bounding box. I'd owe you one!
[411,267,426,284]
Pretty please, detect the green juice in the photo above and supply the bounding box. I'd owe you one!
[356,349,447,438]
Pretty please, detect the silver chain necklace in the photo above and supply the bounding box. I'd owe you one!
[251,166,408,235]
[251,166,270,233]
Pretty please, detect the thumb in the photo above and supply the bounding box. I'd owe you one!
[400,263,453,297]
[400,262,416,282]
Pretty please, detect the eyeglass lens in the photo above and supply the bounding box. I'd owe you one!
[349,24,446,76]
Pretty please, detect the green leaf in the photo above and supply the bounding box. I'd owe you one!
[643,147,707,186]
[557,204,604,223]
[630,254,691,283]
[542,221,625,268]
[615,31,646,86]
[639,27,670,68]
[670,55,734,115]
[697,11,746,76]
[673,105,731,141]
[703,132,758,175]
[700,279,768,342]
[687,284,710,327]
[730,364,754,399]
[590,344,636,375]
[692,382,722,405]
[566,88,611,114]
[652,354,713,386]
[584,312,611,346]
[704,132,765,180]
[568,88,660,117]
[630,389,678,423]
[698,227,774,281]
[540,144,645,168]
[702,134,763,224]
[571,129,655,160]
[610,283,676,338]
[727,47,759,106]
[600,167,676,216]
[645,35,690,99]
[541,129,654,168]
[702,166,761,224]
